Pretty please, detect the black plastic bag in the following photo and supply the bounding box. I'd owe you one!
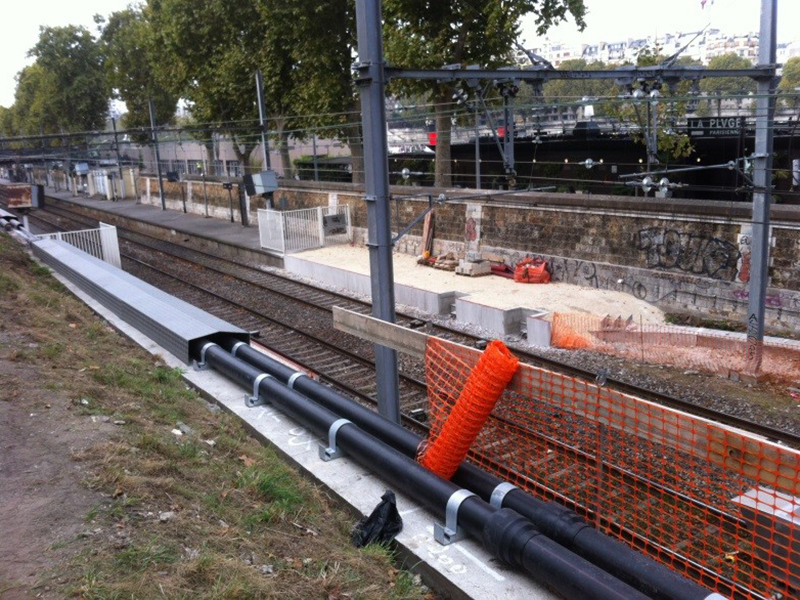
[352,490,403,548]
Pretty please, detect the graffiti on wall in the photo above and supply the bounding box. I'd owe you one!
[464,217,478,242]
[636,227,741,281]
[737,232,752,283]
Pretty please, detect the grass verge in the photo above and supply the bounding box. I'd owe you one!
[0,232,429,599]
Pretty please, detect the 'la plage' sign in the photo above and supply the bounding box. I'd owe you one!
[688,117,744,137]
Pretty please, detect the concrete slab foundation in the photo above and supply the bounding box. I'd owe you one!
[525,311,553,347]
[456,297,539,337]
[284,255,463,316]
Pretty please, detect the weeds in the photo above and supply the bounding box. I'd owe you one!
[114,540,179,575]
[0,233,427,600]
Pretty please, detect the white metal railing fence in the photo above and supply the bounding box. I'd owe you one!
[258,208,285,253]
[37,222,121,268]
[92,171,108,196]
[257,205,351,255]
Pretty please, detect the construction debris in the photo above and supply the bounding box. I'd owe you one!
[455,259,492,277]
[418,251,459,271]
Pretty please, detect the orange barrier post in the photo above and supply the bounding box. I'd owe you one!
[419,340,519,479]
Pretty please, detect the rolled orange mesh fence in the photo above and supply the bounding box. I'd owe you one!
[419,340,518,479]
[424,336,800,599]
[550,312,800,380]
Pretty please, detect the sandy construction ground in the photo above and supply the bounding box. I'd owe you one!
[296,245,665,324]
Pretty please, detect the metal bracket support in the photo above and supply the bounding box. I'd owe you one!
[318,418,352,462]
[244,373,272,407]
[192,342,217,371]
[489,482,518,509]
[434,489,476,545]
[231,341,247,356]
[287,372,306,389]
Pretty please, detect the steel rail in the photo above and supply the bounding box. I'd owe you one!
[22,198,800,448]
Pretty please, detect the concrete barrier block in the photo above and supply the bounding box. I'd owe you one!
[456,297,538,337]
[525,311,552,347]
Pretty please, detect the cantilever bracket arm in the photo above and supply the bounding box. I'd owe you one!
[385,65,777,83]
[391,194,442,245]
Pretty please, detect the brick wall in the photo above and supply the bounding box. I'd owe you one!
[772,228,800,290]
[481,206,749,284]
[138,176,800,329]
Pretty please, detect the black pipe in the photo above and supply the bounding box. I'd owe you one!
[202,343,648,600]
[226,341,718,600]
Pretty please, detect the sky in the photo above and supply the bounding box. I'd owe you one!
[520,0,800,48]
[0,0,130,108]
[1,0,798,108]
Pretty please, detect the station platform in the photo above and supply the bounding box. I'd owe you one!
[38,188,279,266]
[291,245,664,322]
[33,187,665,341]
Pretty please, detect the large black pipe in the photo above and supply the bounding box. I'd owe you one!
[202,343,648,600]
[227,341,719,600]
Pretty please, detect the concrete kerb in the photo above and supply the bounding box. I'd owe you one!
[283,254,464,316]
[455,296,549,339]
[284,254,555,341]
[30,251,553,600]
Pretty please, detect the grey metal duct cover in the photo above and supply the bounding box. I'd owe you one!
[31,238,248,364]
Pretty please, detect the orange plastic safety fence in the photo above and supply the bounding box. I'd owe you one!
[419,341,518,479]
[424,336,800,599]
[550,313,800,381]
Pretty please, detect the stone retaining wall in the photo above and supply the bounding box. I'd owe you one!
[138,176,800,331]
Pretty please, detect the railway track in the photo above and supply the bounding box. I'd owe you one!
[19,206,430,427]
[12,197,795,597]
[23,198,800,449]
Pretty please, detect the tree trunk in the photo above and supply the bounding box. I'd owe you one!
[204,136,215,174]
[269,117,293,179]
[347,98,365,185]
[231,139,254,175]
[434,96,452,188]
[279,132,293,179]
[348,123,364,185]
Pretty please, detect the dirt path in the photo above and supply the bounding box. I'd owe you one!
[0,232,428,599]
[0,358,113,599]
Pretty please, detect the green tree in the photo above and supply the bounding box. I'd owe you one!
[27,25,109,133]
[778,56,800,108]
[9,64,59,136]
[273,0,363,182]
[384,0,587,187]
[542,59,615,101]
[531,59,617,128]
[601,46,696,162]
[254,0,312,178]
[101,8,177,140]
[699,53,756,116]
[0,105,14,137]
[147,0,266,171]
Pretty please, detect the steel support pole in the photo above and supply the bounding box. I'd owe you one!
[112,118,125,199]
[202,170,209,217]
[312,135,319,181]
[746,0,778,374]
[355,0,401,422]
[474,107,481,189]
[148,98,166,211]
[255,70,272,171]
[503,93,516,186]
